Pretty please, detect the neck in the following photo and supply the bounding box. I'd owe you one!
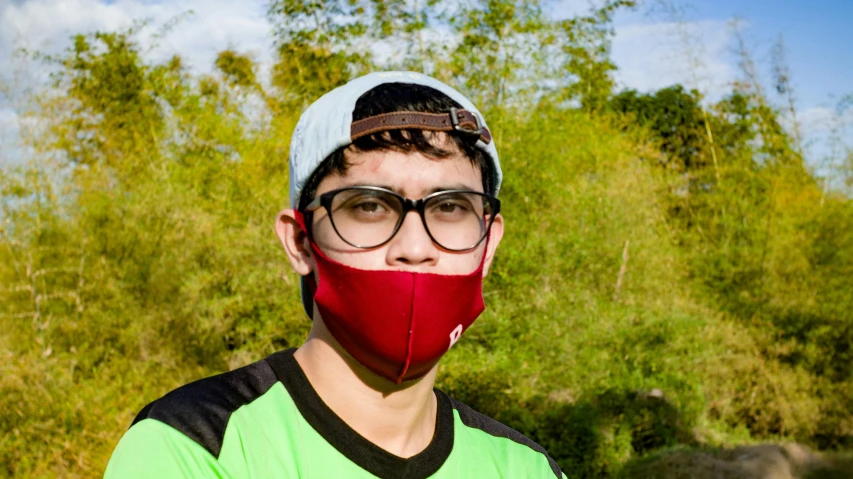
[294,318,439,458]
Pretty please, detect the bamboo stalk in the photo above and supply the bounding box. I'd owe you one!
[613,239,630,301]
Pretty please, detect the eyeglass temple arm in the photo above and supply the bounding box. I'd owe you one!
[301,196,323,212]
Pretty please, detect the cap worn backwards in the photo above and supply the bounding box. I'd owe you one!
[287,71,503,208]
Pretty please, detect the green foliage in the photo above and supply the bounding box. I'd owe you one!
[445,0,549,105]
[558,0,636,111]
[1,29,305,477]
[2,4,852,478]
[267,0,373,107]
[265,0,634,108]
[52,30,166,173]
[215,50,257,88]
[608,70,853,449]
[609,86,709,171]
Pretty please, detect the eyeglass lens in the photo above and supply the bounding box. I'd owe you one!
[326,188,490,250]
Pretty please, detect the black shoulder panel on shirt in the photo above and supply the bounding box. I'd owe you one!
[445,394,563,479]
[131,358,279,458]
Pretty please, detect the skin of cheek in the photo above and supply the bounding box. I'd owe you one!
[307,148,488,276]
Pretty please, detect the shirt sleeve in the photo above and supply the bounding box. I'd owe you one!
[105,419,234,479]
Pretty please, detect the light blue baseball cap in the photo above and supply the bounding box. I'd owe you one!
[288,71,503,208]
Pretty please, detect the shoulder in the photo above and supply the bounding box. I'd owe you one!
[106,417,230,478]
[131,352,284,458]
[442,392,564,479]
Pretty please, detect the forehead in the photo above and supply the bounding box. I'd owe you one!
[317,147,484,198]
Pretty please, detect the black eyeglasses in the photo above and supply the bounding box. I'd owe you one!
[301,186,500,251]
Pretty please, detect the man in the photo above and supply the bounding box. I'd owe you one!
[106,71,565,478]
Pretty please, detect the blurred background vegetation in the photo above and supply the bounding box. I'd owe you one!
[1,0,851,477]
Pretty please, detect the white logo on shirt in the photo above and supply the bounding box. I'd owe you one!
[448,324,464,349]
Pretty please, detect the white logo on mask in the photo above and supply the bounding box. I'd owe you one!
[448,324,464,349]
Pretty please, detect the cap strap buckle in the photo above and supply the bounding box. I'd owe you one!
[449,107,483,137]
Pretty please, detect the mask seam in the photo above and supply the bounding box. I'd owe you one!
[398,273,416,383]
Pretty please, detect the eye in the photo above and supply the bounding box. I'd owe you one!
[435,201,469,214]
[428,194,478,219]
[352,199,389,214]
[336,192,397,220]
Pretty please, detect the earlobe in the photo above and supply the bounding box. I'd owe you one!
[275,209,314,276]
[482,214,504,278]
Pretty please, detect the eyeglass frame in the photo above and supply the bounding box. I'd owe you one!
[300,186,501,252]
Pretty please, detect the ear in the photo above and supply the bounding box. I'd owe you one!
[275,209,314,276]
[481,213,504,278]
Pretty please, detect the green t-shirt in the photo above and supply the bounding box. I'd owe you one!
[106,349,564,478]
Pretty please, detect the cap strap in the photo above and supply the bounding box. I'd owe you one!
[350,110,492,144]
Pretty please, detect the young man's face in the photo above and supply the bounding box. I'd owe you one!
[278,133,503,279]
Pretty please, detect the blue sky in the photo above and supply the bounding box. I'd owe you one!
[1,0,851,168]
[676,0,853,108]
[681,0,853,168]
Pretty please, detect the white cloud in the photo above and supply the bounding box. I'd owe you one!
[547,0,595,21]
[0,105,19,137]
[794,105,853,170]
[611,19,737,101]
[797,106,853,137]
[0,0,272,75]
[0,106,22,165]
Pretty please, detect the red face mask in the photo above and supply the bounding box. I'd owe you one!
[295,212,487,384]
